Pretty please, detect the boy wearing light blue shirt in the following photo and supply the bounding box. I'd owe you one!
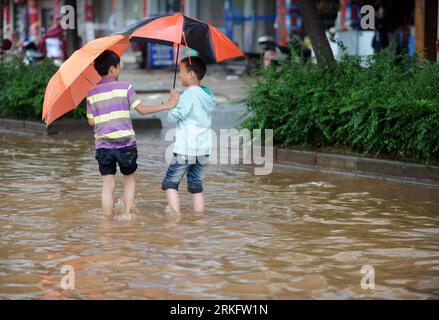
[162,57,216,214]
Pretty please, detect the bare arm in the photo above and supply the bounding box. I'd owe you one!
[135,101,174,115]
[86,98,94,126]
[135,90,180,115]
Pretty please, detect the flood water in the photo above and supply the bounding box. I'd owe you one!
[0,129,438,300]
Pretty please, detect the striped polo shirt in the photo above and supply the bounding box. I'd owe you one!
[86,77,141,150]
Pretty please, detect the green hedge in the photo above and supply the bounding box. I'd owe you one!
[243,49,439,164]
[0,58,86,120]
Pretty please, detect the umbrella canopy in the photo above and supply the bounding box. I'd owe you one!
[116,14,244,63]
[42,34,130,126]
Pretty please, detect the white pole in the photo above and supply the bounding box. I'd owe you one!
[116,0,124,29]
[184,0,196,16]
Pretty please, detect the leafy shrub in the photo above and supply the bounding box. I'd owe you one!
[0,58,86,121]
[243,48,439,164]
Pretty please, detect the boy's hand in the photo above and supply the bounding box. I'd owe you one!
[170,89,180,100]
[167,89,181,109]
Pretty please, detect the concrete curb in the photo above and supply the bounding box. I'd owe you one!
[0,118,162,136]
[275,148,439,185]
[1,118,437,184]
[0,118,51,135]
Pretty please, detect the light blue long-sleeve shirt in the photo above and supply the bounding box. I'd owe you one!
[167,85,216,156]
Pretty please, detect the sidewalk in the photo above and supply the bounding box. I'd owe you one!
[119,62,249,129]
[3,62,436,185]
[120,62,248,101]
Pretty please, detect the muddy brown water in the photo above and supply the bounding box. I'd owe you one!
[0,130,438,299]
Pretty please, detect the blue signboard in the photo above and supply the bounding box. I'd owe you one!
[148,43,175,68]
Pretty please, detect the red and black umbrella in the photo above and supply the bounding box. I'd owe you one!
[116,13,244,87]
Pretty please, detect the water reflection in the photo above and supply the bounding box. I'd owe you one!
[0,131,438,299]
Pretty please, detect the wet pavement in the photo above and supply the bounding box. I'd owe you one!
[120,65,249,129]
[0,129,438,299]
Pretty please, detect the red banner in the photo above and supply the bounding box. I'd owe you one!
[28,0,40,38]
[341,0,347,31]
[54,0,60,16]
[277,0,288,46]
[86,0,94,22]
[4,2,11,36]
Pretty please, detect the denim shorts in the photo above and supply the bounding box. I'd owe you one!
[95,146,138,176]
[162,153,209,194]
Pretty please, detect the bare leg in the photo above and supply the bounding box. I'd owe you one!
[166,189,180,214]
[123,174,136,214]
[192,192,205,212]
[102,175,115,217]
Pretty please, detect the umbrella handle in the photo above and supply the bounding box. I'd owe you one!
[173,44,180,89]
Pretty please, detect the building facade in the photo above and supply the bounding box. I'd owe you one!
[2,0,438,60]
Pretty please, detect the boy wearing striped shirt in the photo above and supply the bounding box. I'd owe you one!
[87,50,179,217]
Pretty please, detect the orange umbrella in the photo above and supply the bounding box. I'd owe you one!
[117,14,244,87]
[42,34,130,126]
[119,14,244,62]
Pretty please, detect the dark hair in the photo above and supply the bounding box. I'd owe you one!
[94,50,121,76]
[180,56,207,80]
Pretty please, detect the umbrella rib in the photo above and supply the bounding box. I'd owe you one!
[84,69,98,87]
[65,72,95,115]
[182,31,192,65]
[76,71,98,107]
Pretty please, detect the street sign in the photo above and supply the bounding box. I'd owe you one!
[148,43,175,68]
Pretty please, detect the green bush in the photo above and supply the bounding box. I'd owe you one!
[0,58,86,121]
[243,48,439,164]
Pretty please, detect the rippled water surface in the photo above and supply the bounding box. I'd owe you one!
[0,131,438,299]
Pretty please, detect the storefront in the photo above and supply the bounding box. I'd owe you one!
[2,0,62,43]
[3,0,436,62]
[184,0,276,53]
[276,0,302,47]
[225,0,276,52]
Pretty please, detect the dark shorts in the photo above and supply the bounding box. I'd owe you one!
[95,146,138,176]
[162,153,209,194]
